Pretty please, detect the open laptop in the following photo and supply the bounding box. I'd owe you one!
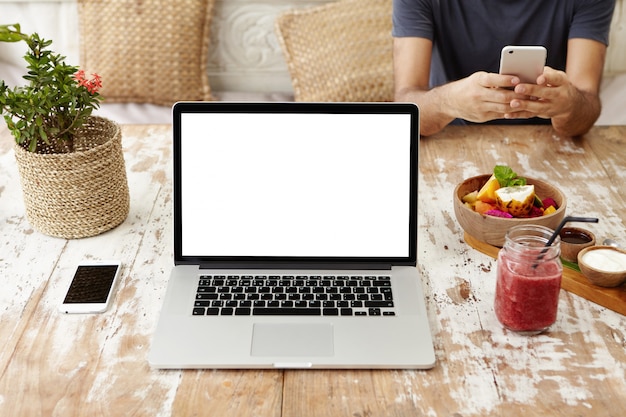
[149,102,435,369]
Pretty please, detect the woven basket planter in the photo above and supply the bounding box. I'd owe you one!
[13,116,130,239]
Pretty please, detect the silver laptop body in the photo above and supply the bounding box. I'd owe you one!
[149,102,435,369]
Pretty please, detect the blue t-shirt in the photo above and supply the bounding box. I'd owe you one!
[392,0,615,125]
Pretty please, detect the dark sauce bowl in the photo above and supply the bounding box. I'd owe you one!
[559,227,596,263]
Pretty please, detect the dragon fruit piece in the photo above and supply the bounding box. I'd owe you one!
[485,209,513,218]
[542,197,558,209]
[527,206,544,218]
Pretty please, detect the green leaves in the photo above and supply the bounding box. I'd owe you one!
[0,25,102,153]
[493,165,527,187]
[0,24,28,43]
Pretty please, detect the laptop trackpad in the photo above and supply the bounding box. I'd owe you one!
[251,323,334,357]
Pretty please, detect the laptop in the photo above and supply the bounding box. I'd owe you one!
[148,101,435,369]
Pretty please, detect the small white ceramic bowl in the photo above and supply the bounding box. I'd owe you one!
[577,245,626,287]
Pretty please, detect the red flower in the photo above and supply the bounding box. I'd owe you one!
[73,70,102,94]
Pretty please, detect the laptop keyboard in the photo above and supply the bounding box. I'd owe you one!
[192,275,395,316]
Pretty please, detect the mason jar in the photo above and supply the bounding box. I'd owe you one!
[494,225,563,335]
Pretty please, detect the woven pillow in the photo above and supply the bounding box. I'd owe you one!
[77,0,214,106]
[275,0,394,102]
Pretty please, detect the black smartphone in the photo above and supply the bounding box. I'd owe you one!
[60,261,122,314]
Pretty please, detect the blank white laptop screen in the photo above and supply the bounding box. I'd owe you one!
[179,112,411,259]
[150,103,435,370]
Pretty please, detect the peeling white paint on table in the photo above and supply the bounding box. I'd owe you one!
[0,124,625,416]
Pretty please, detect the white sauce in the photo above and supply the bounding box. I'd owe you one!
[581,248,626,272]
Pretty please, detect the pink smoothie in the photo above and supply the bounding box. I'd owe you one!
[494,258,562,332]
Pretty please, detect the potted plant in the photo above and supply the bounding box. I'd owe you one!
[0,24,129,239]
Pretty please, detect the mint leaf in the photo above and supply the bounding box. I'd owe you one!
[493,165,527,187]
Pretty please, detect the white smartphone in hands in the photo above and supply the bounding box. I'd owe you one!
[60,260,122,314]
[499,45,547,84]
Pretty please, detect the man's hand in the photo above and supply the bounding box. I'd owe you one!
[393,37,604,137]
[504,67,576,120]
[445,71,531,124]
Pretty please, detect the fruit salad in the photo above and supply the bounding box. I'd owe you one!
[462,166,558,219]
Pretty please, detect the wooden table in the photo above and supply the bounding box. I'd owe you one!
[1,123,625,416]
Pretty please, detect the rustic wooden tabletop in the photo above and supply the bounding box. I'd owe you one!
[1,123,624,416]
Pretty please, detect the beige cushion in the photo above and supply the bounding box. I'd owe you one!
[275,0,394,102]
[77,0,214,106]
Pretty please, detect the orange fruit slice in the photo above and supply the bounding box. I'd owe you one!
[543,205,557,216]
[475,200,496,215]
[477,174,500,203]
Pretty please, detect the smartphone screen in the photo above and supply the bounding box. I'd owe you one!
[61,262,121,313]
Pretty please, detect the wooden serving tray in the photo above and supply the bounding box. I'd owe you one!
[464,232,626,316]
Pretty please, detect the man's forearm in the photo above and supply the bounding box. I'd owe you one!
[551,88,601,137]
[395,85,457,137]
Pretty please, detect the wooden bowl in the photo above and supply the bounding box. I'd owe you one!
[453,174,567,247]
[577,245,626,287]
[559,227,596,263]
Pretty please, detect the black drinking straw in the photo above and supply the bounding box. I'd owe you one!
[533,216,599,267]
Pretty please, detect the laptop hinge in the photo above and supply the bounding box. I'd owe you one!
[198,262,393,270]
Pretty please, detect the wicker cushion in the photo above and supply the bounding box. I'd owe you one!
[275,0,393,102]
[77,0,214,106]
